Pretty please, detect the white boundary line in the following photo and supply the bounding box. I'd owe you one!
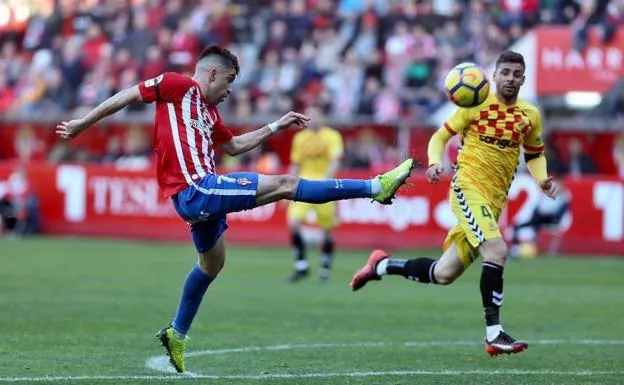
[2,339,623,383]
[3,370,624,382]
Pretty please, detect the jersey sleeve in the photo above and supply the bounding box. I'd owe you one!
[210,108,234,146]
[138,72,191,103]
[443,107,471,135]
[523,108,544,154]
[328,130,344,159]
[290,132,303,164]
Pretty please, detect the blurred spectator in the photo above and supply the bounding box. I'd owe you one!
[142,45,168,80]
[373,87,401,123]
[324,48,364,115]
[4,0,579,121]
[499,0,540,28]
[566,138,597,177]
[100,136,123,165]
[125,11,156,63]
[509,176,571,258]
[0,167,41,237]
[544,137,566,176]
[14,124,45,162]
[357,76,382,115]
[343,128,398,171]
[115,125,151,170]
[571,0,620,52]
[82,23,109,70]
[232,87,254,119]
[38,68,75,113]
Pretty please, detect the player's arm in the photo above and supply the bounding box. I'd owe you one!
[56,86,142,140]
[221,111,311,156]
[426,109,466,183]
[524,109,557,198]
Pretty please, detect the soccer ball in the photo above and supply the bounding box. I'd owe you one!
[444,63,490,107]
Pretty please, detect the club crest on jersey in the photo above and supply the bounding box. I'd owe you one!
[236,177,252,186]
[190,119,204,130]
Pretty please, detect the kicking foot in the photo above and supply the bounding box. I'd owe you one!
[350,249,389,291]
[372,158,415,205]
[484,331,528,356]
[157,327,187,373]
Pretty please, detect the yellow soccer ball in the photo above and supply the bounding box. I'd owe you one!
[444,63,490,107]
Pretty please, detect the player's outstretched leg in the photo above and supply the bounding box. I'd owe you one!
[156,230,226,373]
[255,158,415,207]
[291,158,414,205]
[479,238,528,356]
[350,244,465,291]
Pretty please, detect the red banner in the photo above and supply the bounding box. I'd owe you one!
[0,163,622,255]
[536,27,624,95]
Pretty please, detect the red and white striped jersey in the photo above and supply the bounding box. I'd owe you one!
[138,72,233,197]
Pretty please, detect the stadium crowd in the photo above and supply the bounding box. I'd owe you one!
[1,0,622,122]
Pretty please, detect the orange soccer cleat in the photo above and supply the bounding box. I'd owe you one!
[350,249,390,291]
[484,331,529,356]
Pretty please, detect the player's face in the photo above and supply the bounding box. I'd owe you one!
[305,106,323,130]
[203,67,236,105]
[493,62,525,99]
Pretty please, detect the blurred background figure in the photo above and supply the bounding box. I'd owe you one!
[509,177,572,258]
[287,105,344,283]
[566,138,597,178]
[0,166,41,237]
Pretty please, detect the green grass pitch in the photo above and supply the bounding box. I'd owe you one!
[0,236,623,384]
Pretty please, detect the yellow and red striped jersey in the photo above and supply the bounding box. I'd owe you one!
[443,93,544,210]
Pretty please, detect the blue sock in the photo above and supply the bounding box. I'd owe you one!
[293,179,372,203]
[171,264,214,336]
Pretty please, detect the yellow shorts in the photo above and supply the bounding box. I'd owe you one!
[287,201,337,230]
[443,183,502,268]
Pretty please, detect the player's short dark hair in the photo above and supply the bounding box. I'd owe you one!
[198,45,240,75]
[496,51,525,69]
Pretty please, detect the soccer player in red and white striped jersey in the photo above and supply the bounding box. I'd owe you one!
[56,45,414,373]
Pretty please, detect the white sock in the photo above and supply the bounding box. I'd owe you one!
[375,258,389,276]
[370,178,381,196]
[486,324,503,342]
[295,259,309,271]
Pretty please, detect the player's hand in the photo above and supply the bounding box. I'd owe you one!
[426,164,444,184]
[539,176,558,199]
[274,111,311,131]
[56,119,88,140]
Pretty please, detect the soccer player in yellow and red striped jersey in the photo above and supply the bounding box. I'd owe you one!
[350,51,558,356]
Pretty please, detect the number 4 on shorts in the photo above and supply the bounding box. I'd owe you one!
[481,205,492,218]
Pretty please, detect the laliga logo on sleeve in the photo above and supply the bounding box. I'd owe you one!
[236,178,252,186]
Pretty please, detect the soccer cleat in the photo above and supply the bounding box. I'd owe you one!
[372,158,415,204]
[157,327,187,373]
[350,249,390,291]
[484,331,529,356]
[288,269,309,283]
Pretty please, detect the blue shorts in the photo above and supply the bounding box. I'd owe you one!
[172,172,259,253]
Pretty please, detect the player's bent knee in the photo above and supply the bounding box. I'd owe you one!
[434,265,461,285]
[198,252,226,277]
[278,175,300,198]
[480,238,508,265]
